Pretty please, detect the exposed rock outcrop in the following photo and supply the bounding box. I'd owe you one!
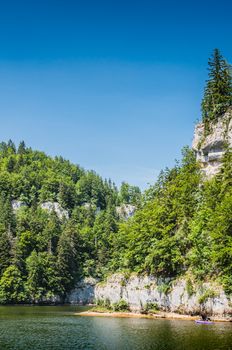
[66,277,96,304]
[68,274,232,317]
[95,274,231,316]
[11,200,27,212]
[192,108,232,178]
[40,201,69,219]
[116,204,136,220]
[11,200,69,220]
[83,203,101,215]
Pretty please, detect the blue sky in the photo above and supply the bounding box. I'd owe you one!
[0,0,231,189]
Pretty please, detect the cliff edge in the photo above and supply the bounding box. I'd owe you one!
[192,108,232,178]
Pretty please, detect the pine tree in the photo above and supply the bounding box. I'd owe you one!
[7,140,16,154]
[0,265,26,303]
[201,49,232,127]
[17,141,26,155]
[0,194,16,233]
[56,222,81,297]
[0,232,11,276]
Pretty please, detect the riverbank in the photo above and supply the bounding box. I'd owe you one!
[68,274,232,319]
[75,310,232,323]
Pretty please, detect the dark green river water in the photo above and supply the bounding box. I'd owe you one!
[0,306,231,350]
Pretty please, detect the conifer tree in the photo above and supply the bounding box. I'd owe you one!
[17,141,26,155]
[0,194,16,233]
[56,222,81,297]
[7,140,16,154]
[0,232,11,276]
[201,49,232,126]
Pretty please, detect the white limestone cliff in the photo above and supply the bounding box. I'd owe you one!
[116,204,136,220]
[11,200,27,212]
[67,273,232,318]
[192,108,232,178]
[40,201,69,219]
[11,200,69,220]
[67,277,97,304]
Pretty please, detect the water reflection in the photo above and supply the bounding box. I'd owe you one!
[0,306,231,350]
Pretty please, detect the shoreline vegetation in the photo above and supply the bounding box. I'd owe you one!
[75,308,232,323]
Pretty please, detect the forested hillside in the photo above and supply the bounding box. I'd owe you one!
[0,141,141,303]
[112,49,232,295]
[0,49,231,304]
[114,146,232,294]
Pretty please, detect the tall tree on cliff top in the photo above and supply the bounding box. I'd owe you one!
[201,49,232,126]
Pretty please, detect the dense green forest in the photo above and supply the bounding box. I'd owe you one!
[0,142,141,303]
[0,49,231,304]
[115,146,231,293]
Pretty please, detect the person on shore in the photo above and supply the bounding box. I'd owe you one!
[200,311,211,321]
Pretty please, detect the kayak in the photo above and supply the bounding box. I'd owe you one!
[195,320,213,325]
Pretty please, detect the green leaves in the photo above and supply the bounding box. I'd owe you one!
[0,265,26,304]
[56,223,82,295]
[118,182,141,205]
[115,145,232,294]
[0,141,125,303]
[201,49,232,126]
[0,121,231,304]
[26,251,61,302]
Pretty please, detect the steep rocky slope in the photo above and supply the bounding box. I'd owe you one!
[192,108,232,177]
[67,274,232,318]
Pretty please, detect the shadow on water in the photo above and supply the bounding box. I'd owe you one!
[0,306,231,350]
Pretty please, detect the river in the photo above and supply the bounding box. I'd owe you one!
[0,306,231,349]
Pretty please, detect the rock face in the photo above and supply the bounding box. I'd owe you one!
[83,203,101,215]
[40,202,69,219]
[11,200,69,220]
[68,274,232,317]
[66,277,96,304]
[192,108,232,178]
[116,204,136,220]
[95,274,231,316]
[11,200,27,212]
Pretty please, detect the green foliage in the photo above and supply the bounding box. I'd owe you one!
[26,251,61,302]
[76,171,118,209]
[0,193,16,232]
[0,265,26,304]
[118,182,141,205]
[112,145,232,294]
[114,147,200,277]
[112,299,130,312]
[142,302,159,314]
[95,298,112,310]
[198,289,218,305]
[95,298,130,312]
[56,223,81,296]
[0,140,136,303]
[186,278,195,297]
[0,91,231,307]
[0,232,12,275]
[201,48,232,129]
[157,282,172,295]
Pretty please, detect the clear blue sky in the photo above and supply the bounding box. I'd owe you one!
[0,0,231,189]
